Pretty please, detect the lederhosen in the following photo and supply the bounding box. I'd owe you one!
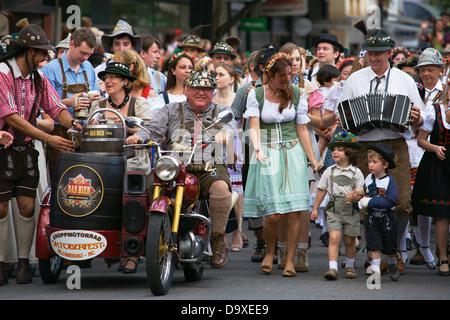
[174,103,231,199]
[326,166,359,214]
[364,174,398,255]
[0,62,40,201]
[46,58,91,181]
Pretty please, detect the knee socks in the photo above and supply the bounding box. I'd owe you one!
[0,217,9,262]
[209,194,232,233]
[14,215,36,259]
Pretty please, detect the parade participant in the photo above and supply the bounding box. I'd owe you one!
[0,24,75,286]
[243,53,322,277]
[396,54,419,76]
[212,63,245,251]
[231,44,279,263]
[113,49,156,100]
[312,132,364,280]
[126,68,236,269]
[338,57,355,82]
[278,42,325,273]
[55,33,70,59]
[178,34,205,59]
[152,50,194,112]
[412,82,450,276]
[41,27,101,180]
[346,143,400,281]
[322,28,425,274]
[391,47,410,65]
[409,48,446,268]
[89,61,151,273]
[308,33,344,88]
[95,20,142,82]
[416,47,445,104]
[209,41,236,70]
[139,34,167,94]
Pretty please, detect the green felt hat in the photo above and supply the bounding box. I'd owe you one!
[327,131,362,149]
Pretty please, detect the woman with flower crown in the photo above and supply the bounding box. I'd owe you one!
[151,50,194,113]
[243,52,322,277]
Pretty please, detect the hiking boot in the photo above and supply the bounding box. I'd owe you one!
[16,258,32,284]
[210,232,227,268]
[251,240,266,263]
[396,252,405,275]
[294,248,309,272]
[277,247,286,269]
[409,249,425,265]
[388,263,399,281]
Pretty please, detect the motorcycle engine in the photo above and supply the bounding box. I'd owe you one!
[179,231,205,259]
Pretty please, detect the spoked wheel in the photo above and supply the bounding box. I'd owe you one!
[146,210,175,295]
[39,256,64,284]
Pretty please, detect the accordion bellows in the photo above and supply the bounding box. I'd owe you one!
[337,93,413,135]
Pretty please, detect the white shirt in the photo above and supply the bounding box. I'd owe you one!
[244,87,310,125]
[338,66,425,141]
[425,79,443,104]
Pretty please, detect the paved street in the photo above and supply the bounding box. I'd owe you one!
[1,219,448,306]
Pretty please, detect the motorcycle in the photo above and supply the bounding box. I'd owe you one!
[127,110,233,295]
[35,108,233,296]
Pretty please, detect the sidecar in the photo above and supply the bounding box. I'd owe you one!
[35,109,149,283]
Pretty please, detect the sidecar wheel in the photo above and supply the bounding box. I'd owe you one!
[39,256,64,284]
[146,210,175,296]
[183,265,204,282]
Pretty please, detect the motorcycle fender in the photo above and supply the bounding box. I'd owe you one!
[35,205,52,259]
[149,196,173,215]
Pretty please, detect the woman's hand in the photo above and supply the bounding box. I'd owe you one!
[435,145,446,161]
[254,146,267,164]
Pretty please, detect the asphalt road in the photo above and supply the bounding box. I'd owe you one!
[1,219,448,313]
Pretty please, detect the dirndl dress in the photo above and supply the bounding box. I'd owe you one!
[243,88,310,218]
[411,103,450,219]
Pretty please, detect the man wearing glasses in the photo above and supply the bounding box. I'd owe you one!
[126,69,236,269]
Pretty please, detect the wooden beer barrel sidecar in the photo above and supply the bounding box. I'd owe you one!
[37,109,133,283]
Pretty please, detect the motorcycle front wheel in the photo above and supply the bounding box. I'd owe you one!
[146,209,175,296]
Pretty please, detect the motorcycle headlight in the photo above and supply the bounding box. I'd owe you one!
[155,156,180,181]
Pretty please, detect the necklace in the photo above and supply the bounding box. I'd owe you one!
[108,94,130,110]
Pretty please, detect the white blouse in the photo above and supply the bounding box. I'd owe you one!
[244,87,310,125]
[421,102,450,133]
[149,93,186,115]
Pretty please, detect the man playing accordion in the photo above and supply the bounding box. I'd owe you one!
[322,28,425,274]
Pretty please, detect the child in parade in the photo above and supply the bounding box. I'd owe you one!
[346,143,400,281]
[311,131,364,280]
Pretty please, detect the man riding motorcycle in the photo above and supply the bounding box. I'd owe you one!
[126,68,236,268]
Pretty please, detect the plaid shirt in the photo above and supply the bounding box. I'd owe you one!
[0,57,66,142]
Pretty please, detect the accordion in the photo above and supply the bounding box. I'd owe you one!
[337,93,413,135]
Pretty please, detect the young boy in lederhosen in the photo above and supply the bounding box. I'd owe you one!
[311,131,364,280]
[346,142,400,282]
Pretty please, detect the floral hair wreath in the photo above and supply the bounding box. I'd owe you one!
[168,49,192,65]
[391,46,411,58]
[264,52,290,72]
[337,57,355,70]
